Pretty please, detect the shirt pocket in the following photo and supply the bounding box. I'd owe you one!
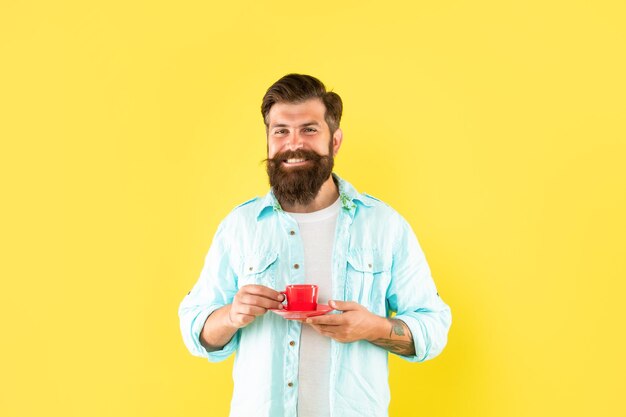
[239,252,279,289]
[345,248,392,316]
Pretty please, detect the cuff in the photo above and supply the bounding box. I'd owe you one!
[392,314,430,362]
[191,305,239,363]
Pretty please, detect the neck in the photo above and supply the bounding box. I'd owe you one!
[280,175,339,213]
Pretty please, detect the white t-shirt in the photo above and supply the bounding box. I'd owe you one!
[286,197,341,417]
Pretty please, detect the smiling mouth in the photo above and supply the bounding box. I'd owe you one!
[282,158,309,166]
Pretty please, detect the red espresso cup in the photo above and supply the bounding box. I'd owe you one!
[279,284,318,311]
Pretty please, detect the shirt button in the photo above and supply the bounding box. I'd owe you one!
[287,382,294,387]
[293,263,300,269]
[289,230,296,235]
[289,340,296,346]
[368,263,372,269]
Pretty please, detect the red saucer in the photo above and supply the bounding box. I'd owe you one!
[270,304,334,320]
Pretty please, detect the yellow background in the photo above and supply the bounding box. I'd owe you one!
[1,1,625,416]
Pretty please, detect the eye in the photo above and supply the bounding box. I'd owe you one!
[274,129,288,135]
[304,127,317,133]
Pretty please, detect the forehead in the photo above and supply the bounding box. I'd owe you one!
[268,98,326,127]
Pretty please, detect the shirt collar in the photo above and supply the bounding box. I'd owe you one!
[256,173,372,220]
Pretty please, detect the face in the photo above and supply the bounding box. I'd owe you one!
[265,98,343,206]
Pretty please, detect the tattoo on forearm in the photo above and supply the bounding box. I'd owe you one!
[390,320,405,338]
[370,338,415,355]
[371,319,415,356]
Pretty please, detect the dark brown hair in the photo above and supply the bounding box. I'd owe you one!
[261,74,343,134]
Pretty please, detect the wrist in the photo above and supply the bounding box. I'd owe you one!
[365,314,389,342]
[222,304,240,330]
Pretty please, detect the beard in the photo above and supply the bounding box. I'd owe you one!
[265,140,334,207]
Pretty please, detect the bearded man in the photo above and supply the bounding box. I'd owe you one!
[179,74,452,417]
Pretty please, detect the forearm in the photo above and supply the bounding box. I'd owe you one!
[367,317,416,356]
[199,304,239,352]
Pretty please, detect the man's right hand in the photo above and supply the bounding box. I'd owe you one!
[200,285,284,351]
[227,285,285,328]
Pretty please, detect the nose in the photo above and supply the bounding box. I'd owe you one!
[285,130,304,151]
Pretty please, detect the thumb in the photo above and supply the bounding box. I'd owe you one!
[329,299,360,311]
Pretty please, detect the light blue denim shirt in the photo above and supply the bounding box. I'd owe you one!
[179,174,452,417]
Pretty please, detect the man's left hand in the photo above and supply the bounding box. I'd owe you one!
[305,300,385,343]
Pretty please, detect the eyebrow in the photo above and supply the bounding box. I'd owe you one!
[271,121,321,129]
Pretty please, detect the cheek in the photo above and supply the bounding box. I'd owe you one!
[267,139,284,158]
[267,143,277,159]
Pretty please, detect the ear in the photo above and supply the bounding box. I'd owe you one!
[332,128,343,156]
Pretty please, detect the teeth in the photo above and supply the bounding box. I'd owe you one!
[286,158,306,163]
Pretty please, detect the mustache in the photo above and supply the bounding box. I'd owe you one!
[263,149,326,165]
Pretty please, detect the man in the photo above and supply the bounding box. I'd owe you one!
[179,74,452,417]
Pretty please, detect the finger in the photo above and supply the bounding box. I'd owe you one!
[241,284,284,302]
[329,299,361,311]
[231,313,256,327]
[306,314,343,326]
[238,293,284,310]
[233,304,268,317]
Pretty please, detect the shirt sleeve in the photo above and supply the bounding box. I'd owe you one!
[386,216,452,362]
[178,221,240,362]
